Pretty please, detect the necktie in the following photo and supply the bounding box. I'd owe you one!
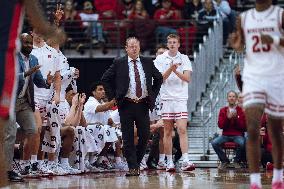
[132,59,142,98]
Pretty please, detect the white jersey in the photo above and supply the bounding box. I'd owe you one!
[83,97,110,125]
[154,51,192,100]
[58,51,76,102]
[241,5,284,78]
[110,109,120,125]
[31,43,62,100]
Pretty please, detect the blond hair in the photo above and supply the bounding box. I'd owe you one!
[167,34,180,43]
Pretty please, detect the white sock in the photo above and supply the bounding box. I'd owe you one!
[115,157,122,164]
[182,153,189,162]
[61,158,69,165]
[250,173,261,187]
[272,169,283,183]
[30,155,37,164]
[159,154,165,162]
[166,155,173,164]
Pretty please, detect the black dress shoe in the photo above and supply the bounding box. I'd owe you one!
[7,171,24,182]
[125,168,140,177]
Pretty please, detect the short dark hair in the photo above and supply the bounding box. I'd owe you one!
[90,81,104,93]
[65,84,73,94]
[155,43,167,52]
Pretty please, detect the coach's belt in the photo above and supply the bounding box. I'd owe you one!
[125,97,146,103]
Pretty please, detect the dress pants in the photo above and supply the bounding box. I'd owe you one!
[119,100,150,169]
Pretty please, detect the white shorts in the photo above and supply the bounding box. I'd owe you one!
[34,98,49,126]
[161,100,188,120]
[243,75,284,118]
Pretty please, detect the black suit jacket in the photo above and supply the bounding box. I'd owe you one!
[101,56,163,111]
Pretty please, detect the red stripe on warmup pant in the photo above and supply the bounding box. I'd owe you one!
[0,4,23,118]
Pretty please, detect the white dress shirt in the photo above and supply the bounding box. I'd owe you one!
[18,53,30,98]
[125,56,148,100]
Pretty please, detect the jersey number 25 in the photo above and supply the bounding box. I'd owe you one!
[252,35,271,53]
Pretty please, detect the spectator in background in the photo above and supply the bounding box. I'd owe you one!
[183,0,203,20]
[198,0,219,25]
[94,0,123,20]
[196,0,219,47]
[171,0,185,9]
[213,0,236,44]
[154,0,181,43]
[93,0,128,49]
[128,0,149,19]
[213,0,231,21]
[79,1,105,44]
[120,0,135,37]
[63,0,85,53]
[143,0,161,18]
[72,0,86,10]
[128,0,155,51]
[211,91,246,170]
[122,0,135,18]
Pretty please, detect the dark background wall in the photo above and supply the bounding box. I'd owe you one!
[68,58,114,95]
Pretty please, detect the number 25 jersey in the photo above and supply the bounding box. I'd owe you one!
[241,5,284,78]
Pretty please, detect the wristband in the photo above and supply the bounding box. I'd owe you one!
[272,35,280,46]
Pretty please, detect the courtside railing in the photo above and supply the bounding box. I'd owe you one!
[61,19,213,57]
[199,49,244,158]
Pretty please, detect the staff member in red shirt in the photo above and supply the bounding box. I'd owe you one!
[211,90,246,169]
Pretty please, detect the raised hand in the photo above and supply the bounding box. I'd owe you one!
[109,99,116,108]
[260,34,273,45]
[79,93,86,104]
[53,3,64,24]
[72,93,79,106]
[227,109,237,119]
[24,65,41,77]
